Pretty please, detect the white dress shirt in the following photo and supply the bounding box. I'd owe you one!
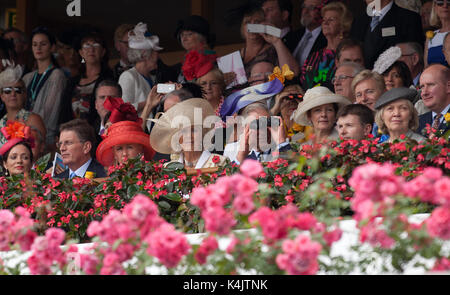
[293,26,322,68]
[69,158,92,178]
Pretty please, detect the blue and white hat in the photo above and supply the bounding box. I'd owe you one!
[219,78,284,120]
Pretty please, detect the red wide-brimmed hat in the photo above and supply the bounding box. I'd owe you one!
[96,121,155,167]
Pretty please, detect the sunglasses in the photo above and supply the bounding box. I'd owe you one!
[435,0,449,6]
[281,94,303,101]
[2,87,24,94]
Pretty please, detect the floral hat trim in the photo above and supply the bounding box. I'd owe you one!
[182,50,217,81]
[0,121,35,156]
[268,64,294,85]
[103,97,143,125]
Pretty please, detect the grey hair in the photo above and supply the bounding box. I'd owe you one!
[161,88,193,105]
[127,48,153,64]
[240,102,270,118]
[397,42,424,67]
[374,99,419,134]
[338,61,365,77]
[0,64,23,88]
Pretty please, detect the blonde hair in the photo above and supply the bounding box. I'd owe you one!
[430,4,441,28]
[351,70,386,95]
[374,99,419,134]
[196,67,226,91]
[321,1,353,37]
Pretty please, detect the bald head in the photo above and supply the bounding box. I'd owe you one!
[419,64,450,113]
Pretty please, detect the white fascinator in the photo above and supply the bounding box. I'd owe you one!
[0,63,23,88]
[372,46,402,75]
[128,22,162,51]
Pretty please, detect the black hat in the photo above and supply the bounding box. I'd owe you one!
[375,87,418,110]
[174,15,215,48]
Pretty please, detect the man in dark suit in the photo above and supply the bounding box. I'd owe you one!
[290,0,327,68]
[417,64,450,137]
[55,118,106,179]
[350,0,424,69]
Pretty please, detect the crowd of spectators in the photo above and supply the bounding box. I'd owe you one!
[0,0,448,178]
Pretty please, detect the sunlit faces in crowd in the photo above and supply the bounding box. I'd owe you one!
[419,64,450,113]
[248,61,274,86]
[352,70,386,111]
[113,143,144,165]
[58,130,91,170]
[382,61,413,91]
[332,63,362,102]
[2,143,33,175]
[196,69,225,109]
[0,80,27,110]
[321,9,342,38]
[307,103,338,133]
[380,99,412,135]
[336,45,364,67]
[336,104,374,141]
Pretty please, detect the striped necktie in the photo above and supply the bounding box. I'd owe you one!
[370,15,380,31]
[432,113,443,130]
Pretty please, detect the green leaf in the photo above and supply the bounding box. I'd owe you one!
[163,193,182,202]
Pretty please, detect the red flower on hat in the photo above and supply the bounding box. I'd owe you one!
[0,121,35,149]
[182,50,217,81]
[103,97,142,125]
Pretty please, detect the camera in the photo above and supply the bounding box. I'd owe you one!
[157,83,175,94]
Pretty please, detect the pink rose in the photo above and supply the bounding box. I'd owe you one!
[240,159,264,179]
[426,207,450,240]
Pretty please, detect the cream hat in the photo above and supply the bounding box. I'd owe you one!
[293,86,351,126]
[149,98,218,154]
[128,22,162,51]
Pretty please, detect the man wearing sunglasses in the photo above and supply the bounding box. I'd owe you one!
[350,0,424,69]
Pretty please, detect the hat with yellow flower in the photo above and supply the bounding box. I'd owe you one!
[0,121,35,156]
[218,64,294,120]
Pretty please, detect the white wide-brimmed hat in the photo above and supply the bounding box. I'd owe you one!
[293,86,351,126]
[149,98,218,154]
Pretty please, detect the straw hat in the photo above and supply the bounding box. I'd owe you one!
[293,86,351,126]
[96,121,156,166]
[150,98,217,155]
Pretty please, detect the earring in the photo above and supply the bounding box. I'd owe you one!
[81,57,85,63]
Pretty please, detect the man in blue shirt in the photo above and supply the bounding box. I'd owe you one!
[55,118,106,179]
